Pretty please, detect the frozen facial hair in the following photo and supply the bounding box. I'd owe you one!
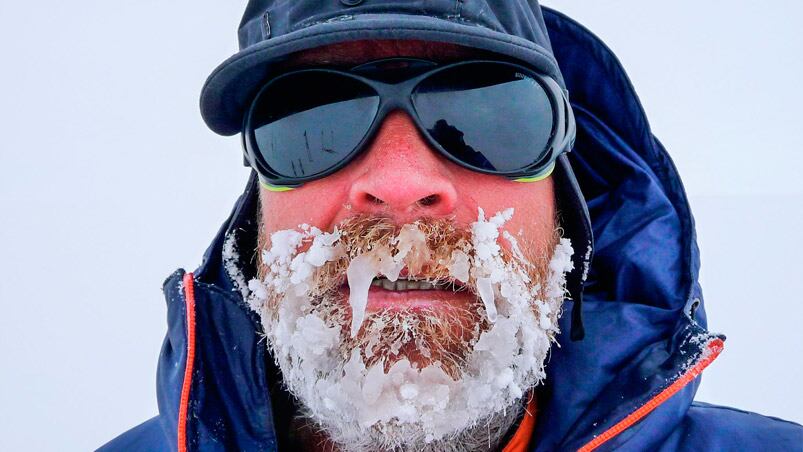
[246,208,574,452]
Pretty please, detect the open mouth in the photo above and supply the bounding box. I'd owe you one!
[369,276,466,292]
[338,273,473,314]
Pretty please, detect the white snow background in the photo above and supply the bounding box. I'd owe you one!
[0,1,800,450]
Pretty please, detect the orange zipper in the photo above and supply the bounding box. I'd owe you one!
[177,272,197,452]
[578,338,724,451]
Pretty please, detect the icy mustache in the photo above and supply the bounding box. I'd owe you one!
[256,208,531,337]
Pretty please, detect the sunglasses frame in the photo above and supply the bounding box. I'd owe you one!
[242,57,575,189]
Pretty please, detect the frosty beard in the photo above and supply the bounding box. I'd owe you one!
[247,208,574,452]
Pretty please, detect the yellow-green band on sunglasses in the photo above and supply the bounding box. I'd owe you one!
[260,161,556,192]
[513,162,556,183]
[259,180,296,192]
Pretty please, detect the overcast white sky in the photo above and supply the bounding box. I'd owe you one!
[0,1,801,450]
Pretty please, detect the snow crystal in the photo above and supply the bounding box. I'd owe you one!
[445,250,470,283]
[477,277,497,322]
[362,363,387,405]
[581,240,593,282]
[290,253,313,285]
[679,332,723,374]
[375,247,403,282]
[502,230,529,266]
[246,279,268,313]
[399,383,419,400]
[267,229,305,261]
[222,231,250,300]
[393,223,431,275]
[306,229,343,267]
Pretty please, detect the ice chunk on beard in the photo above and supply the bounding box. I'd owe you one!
[255,214,503,378]
[251,210,572,449]
[308,216,487,374]
[346,222,450,337]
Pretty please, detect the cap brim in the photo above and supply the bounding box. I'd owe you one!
[200,13,562,136]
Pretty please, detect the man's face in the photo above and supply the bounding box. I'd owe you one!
[251,40,572,451]
[258,39,557,291]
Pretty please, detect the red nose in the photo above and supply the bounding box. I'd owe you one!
[347,110,458,223]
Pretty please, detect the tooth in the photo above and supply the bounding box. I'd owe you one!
[371,279,382,287]
[407,281,420,290]
[382,279,395,290]
[419,282,433,290]
[396,280,408,291]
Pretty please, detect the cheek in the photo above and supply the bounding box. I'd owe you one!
[259,179,349,234]
[453,175,556,245]
[259,171,557,252]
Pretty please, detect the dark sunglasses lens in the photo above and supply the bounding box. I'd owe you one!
[250,72,380,179]
[413,63,554,173]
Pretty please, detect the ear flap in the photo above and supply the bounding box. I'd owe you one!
[553,154,593,341]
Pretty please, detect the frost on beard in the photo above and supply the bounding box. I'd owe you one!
[242,208,575,448]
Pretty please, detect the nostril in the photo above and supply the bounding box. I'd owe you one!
[417,194,440,207]
[364,193,384,205]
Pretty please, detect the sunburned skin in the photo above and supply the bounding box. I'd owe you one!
[258,39,558,321]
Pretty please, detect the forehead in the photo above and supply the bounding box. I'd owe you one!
[279,39,497,70]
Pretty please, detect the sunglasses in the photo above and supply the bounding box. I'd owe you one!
[242,57,575,191]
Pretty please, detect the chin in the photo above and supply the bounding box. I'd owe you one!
[247,209,573,449]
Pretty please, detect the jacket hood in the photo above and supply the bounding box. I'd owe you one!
[149,7,724,451]
[532,9,720,450]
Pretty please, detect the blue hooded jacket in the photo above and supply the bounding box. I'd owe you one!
[100,7,802,451]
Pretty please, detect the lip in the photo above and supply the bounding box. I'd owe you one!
[339,284,475,312]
